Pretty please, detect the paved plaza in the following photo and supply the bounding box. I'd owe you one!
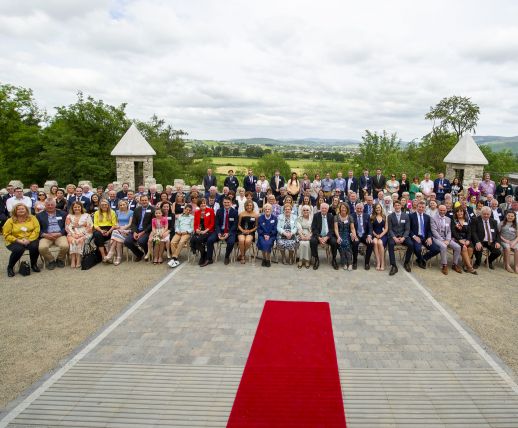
[1,259,518,427]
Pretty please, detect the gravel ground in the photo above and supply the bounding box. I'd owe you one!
[413,264,518,377]
[0,239,168,409]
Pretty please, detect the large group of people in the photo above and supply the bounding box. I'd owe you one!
[2,167,518,278]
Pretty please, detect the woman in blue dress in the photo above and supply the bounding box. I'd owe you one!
[257,203,277,267]
[105,200,133,265]
[370,203,388,271]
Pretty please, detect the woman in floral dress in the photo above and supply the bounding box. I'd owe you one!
[66,201,93,268]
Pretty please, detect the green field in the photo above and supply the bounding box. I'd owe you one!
[210,157,312,173]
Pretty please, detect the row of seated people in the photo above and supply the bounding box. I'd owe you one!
[3,189,517,277]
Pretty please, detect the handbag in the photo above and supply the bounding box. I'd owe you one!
[81,239,102,270]
[19,261,31,276]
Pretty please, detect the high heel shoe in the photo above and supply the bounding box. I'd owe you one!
[113,256,121,266]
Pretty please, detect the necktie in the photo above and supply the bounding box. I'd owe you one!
[139,207,146,231]
[224,210,229,234]
[419,214,424,237]
[321,216,328,237]
[484,220,492,243]
[358,216,363,237]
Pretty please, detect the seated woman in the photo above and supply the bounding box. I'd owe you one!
[467,179,480,202]
[245,191,260,214]
[297,204,313,268]
[266,194,281,217]
[451,207,477,274]
[329,196,340,216]
[65,201,93,268]
[426,199,438,217]
[172,193,187,219]
[147,208,170,264]
[156,191,170,209]
[315,196,326,214]
[282,195,297,216]
[169,204,194,267]
[371,203,388,271]
[88,193,101,215]
[161,202,175,242]
[286,172,300,201]
[191,198,215,266]
[499,211,518,273]
[189,194,200,212]
[236,187,247,213]
[276,203,298,264]
[237,200,259,264]
[93,199,117,261]
[48,185,59,199]
[105,199,133,265]
[334,202,355,271]
[55,188,67,211]
[3,203,41,277]
[257,203,277,267]
[475,200,485,216]
[34,192,47,214]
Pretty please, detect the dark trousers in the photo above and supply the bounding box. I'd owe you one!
[388,236,413,266]
[352,236,373,265]
[474,241,501,265]
[206,232,235,261]
[412,236,441,261]
[190,233,209,258]
[93,227,112,248]
[7,240,39,268]
[310,235,337,260]
[124,232,150,257]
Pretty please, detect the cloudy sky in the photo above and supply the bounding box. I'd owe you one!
[1,0,517,141]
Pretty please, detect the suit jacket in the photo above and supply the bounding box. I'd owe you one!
[127,199,138,211]
[311,212,335,239]
[398,179,410,196]
[371,175,386,192]
[243,175,258,193]
[270,175,286,193]
[359,176,372,195]
[130,205,155,234]
[223,176,239,192]
[194,208,215,232]
[116,190,128,200]
[433,178,451,197]
[107,198,120,211]
[500,203,513,212]
[252,191,266,208]
[351,212,372,238]
[344,177,359,194]
[431,214,451,241]
[148,192,161,206]
[490,208,504,222]
[471,216,500,244]
[67,196,90,211]
[203,175,217,192]
[215,207,238,235]
[36,210,68,236]
[409,212,433,240]
[387,211,410,238]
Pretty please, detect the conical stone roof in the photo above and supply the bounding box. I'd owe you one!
[111,124,156,156]
[443,133,488,165]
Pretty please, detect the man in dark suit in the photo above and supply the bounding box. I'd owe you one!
[224,170,239,193]
[0,197,6,229]
[310,203,338,270]
[471,206,502,269]
[270,170,285,197]
[127,190,138,211]
[409,201,441,269]
[24,183,39,207]
[205,197,238,265]
[124,195,155,261]
[106,190,120,211]
[252,184,266,210]
[116,182,129,200]
[67,187,90,211]
[243,168,258,193]
[203,168,217,197]
[371,168,386,195]
[148,185,160,206]
[344,170,359,195]
[433,172,451,202]
[37,198,69,269]
[347,192,359,213]
[351,203,373,270]
[387,200,413,275]
[359,169,372,200]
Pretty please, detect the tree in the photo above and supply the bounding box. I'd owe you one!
[425,96,480,138]
[415,131,457,174]
[254,153,291,180]
[0,83,46,185]
[356,130,404,173]
[479,146,518,182]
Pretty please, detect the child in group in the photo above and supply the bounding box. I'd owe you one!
[146,209,170,264]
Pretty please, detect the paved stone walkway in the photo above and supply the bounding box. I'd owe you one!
[2,259,518,427]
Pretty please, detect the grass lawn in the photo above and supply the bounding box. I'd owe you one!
[210,157,317,176]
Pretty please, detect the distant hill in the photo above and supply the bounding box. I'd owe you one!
[473,136,518,153]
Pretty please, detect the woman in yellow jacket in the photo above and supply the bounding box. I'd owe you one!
[3,203,41,277]
[93,199,118,260]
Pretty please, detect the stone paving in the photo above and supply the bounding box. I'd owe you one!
[3,258,518,427]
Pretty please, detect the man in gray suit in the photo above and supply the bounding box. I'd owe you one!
[387,200,413,275]
[431,205,462,275]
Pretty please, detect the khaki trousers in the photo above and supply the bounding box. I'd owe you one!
[39,236,69,262]
[171,233,191,258]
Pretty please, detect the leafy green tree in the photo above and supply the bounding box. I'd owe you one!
[254,153,291,180]
[356,130,404,173]
[302,160,345,178]
[425,96,480,138]
[479,146,518,182]
[415,131,457,174]
[0,83,46,185]
[42,92,130,186]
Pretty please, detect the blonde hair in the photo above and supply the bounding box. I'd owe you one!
[10,203,31,222]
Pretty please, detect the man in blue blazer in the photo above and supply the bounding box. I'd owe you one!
[351,203,373,270]
[67,187,90,211]
[270,170,285,197]
[409,201,440,269]
[37,198,69,269]
[359,169,372,199]
[243,168,258,193]
[433,172,451,202]
[206,197,238,265]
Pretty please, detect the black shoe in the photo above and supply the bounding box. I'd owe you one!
[313,258,320,270]
[417,259,426,269]
[224,257,230,265]
[261,259,266,267]
[7,267,15,277]
[198,257,206,266]
[364,263,370,271]
[332,259,339,270]
[403,261,411,272]
[200,259,210,267]
[488,263,495,270]
[266,260,271,267]
[135,256,143,262]
[352,263,358,270]
[31,264,41,273]
[473,263,480,269]
[46,260,56,270]
[56,259,65,268]
[389,265,398,276]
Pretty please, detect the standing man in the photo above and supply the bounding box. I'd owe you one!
[206,197,238,265]
[269,169,285,198]
[419,173,434,199]
[224,169,239,193]
[371,169,386,195]
[25,183,39,207]
[351,203,373,270]
[253,183,265,211]
[321,172,335,199]
[359,169,372,200]
[431,205,462,275]
[409,201,440,269]
[433,172,451,203]
[243,168,258,193]
[203,168,217,198]
[37,198,69,269]
[387,200,413,275]
[124,195,155,261]
[344,170,359,196]
[334,172,346,200]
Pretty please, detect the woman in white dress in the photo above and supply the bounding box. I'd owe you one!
[296,205,313,269]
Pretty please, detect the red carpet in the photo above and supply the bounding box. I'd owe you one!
[227,300,346,427]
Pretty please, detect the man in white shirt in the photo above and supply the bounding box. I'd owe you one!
[419,173,434,198]
[6,188,32,213]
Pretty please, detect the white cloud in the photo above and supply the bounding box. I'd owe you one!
[1,0,517,140]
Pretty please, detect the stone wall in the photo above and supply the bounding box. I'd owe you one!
[445,163,485,187]
[115,156,155,190]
